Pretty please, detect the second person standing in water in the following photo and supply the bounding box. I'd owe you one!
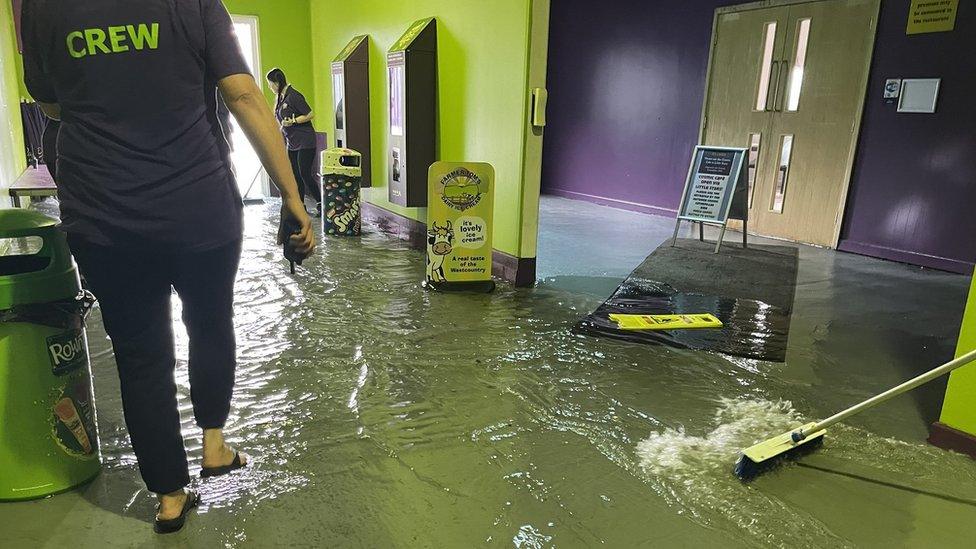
[267,68,322,215]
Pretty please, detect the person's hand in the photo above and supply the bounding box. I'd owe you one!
[281,116,295,128]
[278,198,316,257]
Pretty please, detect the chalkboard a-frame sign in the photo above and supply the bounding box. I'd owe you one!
[671,146,749,253]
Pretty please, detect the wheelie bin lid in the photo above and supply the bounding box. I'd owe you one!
[0,209,59,237]
[0,209,79,310]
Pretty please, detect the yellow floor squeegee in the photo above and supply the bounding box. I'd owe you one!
[610,313,723,331]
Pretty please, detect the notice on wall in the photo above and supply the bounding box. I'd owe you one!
[677,147,747,224]
[426,162,494,287]
[907,0,958,35]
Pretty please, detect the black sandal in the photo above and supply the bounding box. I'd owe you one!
[200,451,247,478]
[154,490,200,534]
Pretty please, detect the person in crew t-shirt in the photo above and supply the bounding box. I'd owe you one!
[21,0,315,533]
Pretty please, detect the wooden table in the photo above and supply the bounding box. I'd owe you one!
[9,165,57,207]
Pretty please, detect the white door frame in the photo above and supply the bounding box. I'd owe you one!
[230,14,270,198]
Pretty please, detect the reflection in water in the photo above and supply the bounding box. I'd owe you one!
[64,201,976,547]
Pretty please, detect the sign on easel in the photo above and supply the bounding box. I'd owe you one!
[425,162,496,293]
[671,146,749,253]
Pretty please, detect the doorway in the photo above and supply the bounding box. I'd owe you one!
[229,15,269,200]
[701,0,878,247]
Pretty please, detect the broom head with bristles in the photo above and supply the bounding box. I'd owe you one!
[734,422,826,480]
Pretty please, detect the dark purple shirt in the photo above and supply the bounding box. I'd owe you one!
[275,86,316,151]
[21,0,250,251]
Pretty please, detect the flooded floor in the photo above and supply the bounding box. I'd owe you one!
[3,197,976,547]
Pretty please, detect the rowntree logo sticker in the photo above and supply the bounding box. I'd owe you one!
[47,330,88,376]
[439,168,484,211]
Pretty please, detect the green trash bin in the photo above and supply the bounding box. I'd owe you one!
[0,209,101,501]
[321,148,363,236]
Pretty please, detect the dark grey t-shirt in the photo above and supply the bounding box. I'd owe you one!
[22,0,250,251]
[275,86,316,151]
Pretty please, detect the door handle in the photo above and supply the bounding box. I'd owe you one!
[776,59,790,112]
[767,61,780,112]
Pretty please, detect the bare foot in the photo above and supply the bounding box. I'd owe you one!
[157,489,189,521]
[201,428,248,469]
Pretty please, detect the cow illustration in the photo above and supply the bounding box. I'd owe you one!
[426,221,454,283]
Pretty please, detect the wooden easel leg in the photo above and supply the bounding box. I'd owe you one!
[699,222,705,242]
[714,224,727,254]
[671,219,682,247]
[743,219,748,249]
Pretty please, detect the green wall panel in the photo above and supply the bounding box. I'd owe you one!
[308,0,535,257]
[1,0,26,200]
[939,271,976,435]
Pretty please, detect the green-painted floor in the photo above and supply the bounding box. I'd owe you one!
[2,197,975,547]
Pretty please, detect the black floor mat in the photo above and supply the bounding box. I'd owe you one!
[575,239,799,362]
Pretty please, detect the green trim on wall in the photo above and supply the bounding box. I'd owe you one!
[308,0,540,258]
[939,271,976,435]
[517,0,549,259]
[1,0,27,199]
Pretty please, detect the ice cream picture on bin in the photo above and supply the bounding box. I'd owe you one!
[54,396,93,455]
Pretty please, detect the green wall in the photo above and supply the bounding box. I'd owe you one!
[939,272,976,435]
[1,0,26,201]
[224,0,314,105]
[308,0,536,257]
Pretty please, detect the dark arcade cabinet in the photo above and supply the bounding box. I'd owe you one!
[331,35,372,187]
[387,17,437,207]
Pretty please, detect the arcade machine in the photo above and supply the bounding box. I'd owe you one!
[331,35,372,187]
[387,17,437,207]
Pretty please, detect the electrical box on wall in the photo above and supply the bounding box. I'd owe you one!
[332,35,372,187]
[387,17,437,208]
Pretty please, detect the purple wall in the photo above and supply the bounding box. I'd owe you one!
[839,2,976,274]
[543,1,975,273]
[541,0,732,215]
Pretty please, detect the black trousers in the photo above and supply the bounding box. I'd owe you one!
[289,148,321,205]
[69,237,242,494]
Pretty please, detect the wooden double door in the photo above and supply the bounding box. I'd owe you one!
[702,0,878,246]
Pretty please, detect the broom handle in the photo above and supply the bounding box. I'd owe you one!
[805,348,976,436]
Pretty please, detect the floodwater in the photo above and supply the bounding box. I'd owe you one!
[4,200,976,547]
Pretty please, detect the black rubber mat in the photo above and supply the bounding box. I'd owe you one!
[575,239,799,362]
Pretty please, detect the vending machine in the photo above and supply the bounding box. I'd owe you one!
[331,35,372,187]
[387,17,437,207]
